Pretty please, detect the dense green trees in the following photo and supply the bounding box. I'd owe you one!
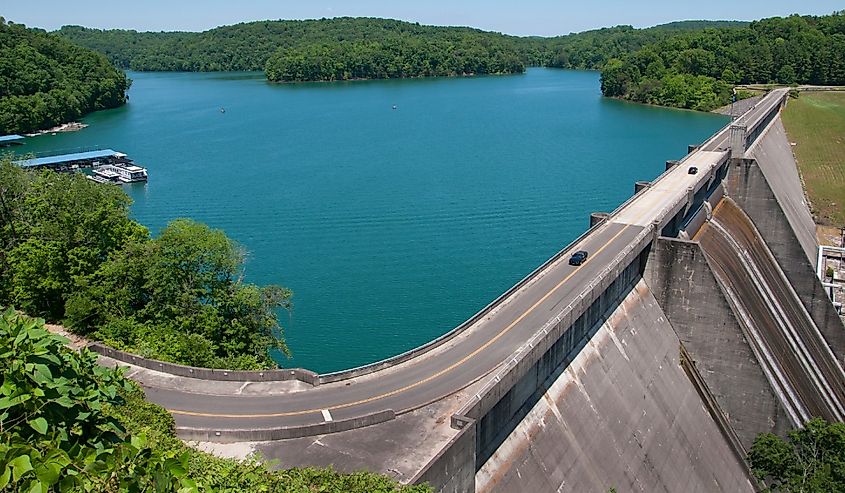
[65,219,292,369]
[749,418,845,492]
[56,18,748,78]
[0,18,130,134]
[51,13,845,110]
[599,13,845,110]
[0,161,291,369]
[266,37,523,82]
[58,17,528,78]
[0,309,430,492]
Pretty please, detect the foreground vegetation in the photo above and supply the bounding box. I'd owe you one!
[0,18,130,135]
[749,418,845,492]
[0,309,430,492]
[0,160,290,369]
[782,91,845,226]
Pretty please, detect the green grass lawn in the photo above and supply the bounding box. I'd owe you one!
[782,91,845,227]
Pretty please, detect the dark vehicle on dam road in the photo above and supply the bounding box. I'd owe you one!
[568,250,589,266]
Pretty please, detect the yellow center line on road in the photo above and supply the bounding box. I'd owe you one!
[169,224,632,419]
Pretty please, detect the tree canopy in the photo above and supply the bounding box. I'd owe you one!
[0,160,291,370]
[598,13,845,110]
[749,418,845,492]
[0,19,130,134]
[57,17,529,78]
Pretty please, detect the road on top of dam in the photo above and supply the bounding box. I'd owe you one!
[140,91,785,431]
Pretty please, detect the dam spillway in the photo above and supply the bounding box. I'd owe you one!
[697,198,845,424]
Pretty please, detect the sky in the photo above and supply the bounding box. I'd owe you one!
[4,1,843,37]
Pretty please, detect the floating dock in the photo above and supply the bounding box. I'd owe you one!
[12,147,147,183]
[0,134,25,147]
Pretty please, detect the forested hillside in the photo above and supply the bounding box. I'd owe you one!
[58,17,530,77]
[0,18,129,134]
[56,18,744,77]
[600,13,845,110]
[53,14,845,111]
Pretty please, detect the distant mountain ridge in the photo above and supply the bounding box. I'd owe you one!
[54,17,752,75]
[48,14,845,113]
[651,20,750,30]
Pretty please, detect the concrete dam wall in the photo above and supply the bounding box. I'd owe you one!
[476,281,755,493]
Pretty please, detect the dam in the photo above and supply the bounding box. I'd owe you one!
[93,88,845,492]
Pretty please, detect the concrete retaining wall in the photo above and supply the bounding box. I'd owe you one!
[89,343,321,385]
[644,237,790,447]
[411,416,477,493]
[177,409,396,443]
[726,159,845,364]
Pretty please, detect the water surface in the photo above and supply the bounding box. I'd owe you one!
[17,69,728,372]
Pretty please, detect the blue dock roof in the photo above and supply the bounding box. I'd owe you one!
[0,134,24,143]
[14,149,120,168]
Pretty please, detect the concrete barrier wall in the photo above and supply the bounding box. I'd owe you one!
[177,409,396,443]
[706,182,725,211]
[644,237,790,447]
[89,343,321,385]
[471,256,645,468]
[411,416,477,493]
[726,160,845,364]
[680,205,708,240]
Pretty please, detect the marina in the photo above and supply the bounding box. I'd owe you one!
[12,147,148,183]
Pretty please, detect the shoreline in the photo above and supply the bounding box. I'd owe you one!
[24,121,88,137]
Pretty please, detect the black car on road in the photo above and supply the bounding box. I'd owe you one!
[569,250,589,266]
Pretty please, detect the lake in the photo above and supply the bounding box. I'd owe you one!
[16,68,728,373]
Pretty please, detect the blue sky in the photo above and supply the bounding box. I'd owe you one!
[4,1,843,36]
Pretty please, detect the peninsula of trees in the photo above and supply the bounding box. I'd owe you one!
[0,18,130,135]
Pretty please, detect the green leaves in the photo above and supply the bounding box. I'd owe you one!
[9,455,33,481]
[28,417,47,434]
[749,418,845,492]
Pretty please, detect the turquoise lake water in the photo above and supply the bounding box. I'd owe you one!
[16,68,728,373]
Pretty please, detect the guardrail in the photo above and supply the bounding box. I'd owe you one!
[90,343,321,386]
[176,409,396,443]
